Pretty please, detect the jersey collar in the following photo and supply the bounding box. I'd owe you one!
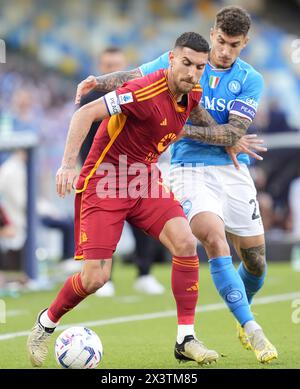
[207,60,233,72]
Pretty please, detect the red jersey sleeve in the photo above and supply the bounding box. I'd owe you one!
[189,84,202,110]
[103,83,151,121]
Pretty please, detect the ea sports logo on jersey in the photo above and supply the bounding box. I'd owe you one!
[228,80,241,94]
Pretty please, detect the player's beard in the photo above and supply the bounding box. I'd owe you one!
[178,80,194,94]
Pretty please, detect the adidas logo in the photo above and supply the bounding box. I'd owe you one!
[160,118,167,126]
[186,282,199,292]
[81,231,88,243]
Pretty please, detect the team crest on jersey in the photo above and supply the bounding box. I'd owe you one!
[157,133,176,153]
[119,92,133,105]
[228,80,241,94]
[209,75,220,89]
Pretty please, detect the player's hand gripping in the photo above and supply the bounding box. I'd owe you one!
[226,134,267,170]
[75,75,97,104]
[56,166,78,197]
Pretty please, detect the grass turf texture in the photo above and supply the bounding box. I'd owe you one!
[0,262,299,369]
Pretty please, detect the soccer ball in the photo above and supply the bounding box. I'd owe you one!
[55,327,103,369]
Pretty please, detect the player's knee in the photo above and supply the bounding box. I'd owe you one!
[172,234,197,256]
[247,256,266,277]
[81,273,110,294]
[203,234,230,257]
[256,260,266,277]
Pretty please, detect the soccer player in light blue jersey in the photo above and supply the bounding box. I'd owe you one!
[75,6,277,364]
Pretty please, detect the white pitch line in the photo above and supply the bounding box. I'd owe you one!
[0,291,299,341]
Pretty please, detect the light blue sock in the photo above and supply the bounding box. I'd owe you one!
[238,262,266,305]
[209,256,253,326]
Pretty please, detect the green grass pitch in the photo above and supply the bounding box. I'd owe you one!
[0,262,299,369]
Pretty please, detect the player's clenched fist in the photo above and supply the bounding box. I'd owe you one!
[56,166,78,197]
[75,75,97,104]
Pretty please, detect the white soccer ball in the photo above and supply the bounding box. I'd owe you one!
[55,327,103,369]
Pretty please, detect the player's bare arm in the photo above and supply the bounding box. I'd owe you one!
[184,106,251,146]
[56,97,109,197]
[183,106,266,167]
[75,68,142,104]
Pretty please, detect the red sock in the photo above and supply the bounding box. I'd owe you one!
[172,255,199,325]
[48,273,89,323]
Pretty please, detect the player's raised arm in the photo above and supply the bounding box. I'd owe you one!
[75,68,142,104]
[56,97,110,197]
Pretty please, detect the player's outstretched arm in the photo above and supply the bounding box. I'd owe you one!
[75,68,142,104]
[184,105,251,146]
[56,97,109,197]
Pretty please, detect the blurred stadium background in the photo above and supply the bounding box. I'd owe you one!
[0,0,300,369]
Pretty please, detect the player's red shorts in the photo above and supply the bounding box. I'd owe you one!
[74,171,186,260]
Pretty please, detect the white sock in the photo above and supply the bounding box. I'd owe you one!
[39,310,58,329]
[177,325,195,344]
[244,320,261,336]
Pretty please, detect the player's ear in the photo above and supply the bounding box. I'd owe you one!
[243,36,250,48]
[169,50,175,67]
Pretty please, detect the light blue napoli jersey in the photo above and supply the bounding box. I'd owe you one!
[140,52,264,166]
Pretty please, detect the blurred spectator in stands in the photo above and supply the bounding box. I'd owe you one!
[10,88,41,133]
[288,169,300,238]
[79,47,165,297]
[254,100,297,134]
[0,151,27,255]
[79,47,127,163]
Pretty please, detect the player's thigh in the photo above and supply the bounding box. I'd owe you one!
[170,166,223,223]
[190,211,227,244]
[222,165,264,237]
[76,190,127,260]
[128,193,196,255]
[158,216,197,255]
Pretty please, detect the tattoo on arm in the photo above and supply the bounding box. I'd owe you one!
[95,68,142,92]
[188,104,217,127]
[241,244,266,277]
[184,112,251,146]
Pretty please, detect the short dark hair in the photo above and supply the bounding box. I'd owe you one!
[215,6,251,36]
[175,32,209,53]
[101,46,123,55]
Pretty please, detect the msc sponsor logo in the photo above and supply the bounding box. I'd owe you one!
[225,290,243,303]
[201,96,234,112]
[228,80,241,94]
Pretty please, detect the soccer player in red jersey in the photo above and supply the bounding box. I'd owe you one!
[27,32,219,367]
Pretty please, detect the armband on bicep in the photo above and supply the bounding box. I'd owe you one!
[103,91,122,116]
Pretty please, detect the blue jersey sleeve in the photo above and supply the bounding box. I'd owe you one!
[230,70,264,121]
[139,52,170,76]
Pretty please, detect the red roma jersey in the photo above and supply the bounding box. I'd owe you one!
[77,69,202,192]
